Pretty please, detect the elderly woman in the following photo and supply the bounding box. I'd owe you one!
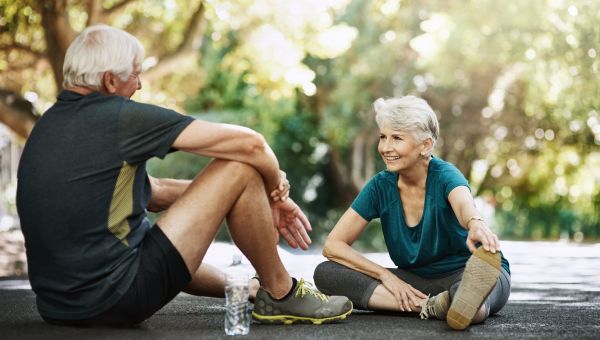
[314,96,510,330]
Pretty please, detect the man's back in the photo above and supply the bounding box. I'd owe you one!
[17,90,192,320]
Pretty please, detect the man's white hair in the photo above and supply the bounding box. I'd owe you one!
[373,96,439,155]
[63,24,145,89]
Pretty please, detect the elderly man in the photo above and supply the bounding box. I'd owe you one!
[17,25,352,327]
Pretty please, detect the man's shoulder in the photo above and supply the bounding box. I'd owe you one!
[43,91,125,119]
[55,90,165,112]
[118,96,169,109]
[118,98,184,120]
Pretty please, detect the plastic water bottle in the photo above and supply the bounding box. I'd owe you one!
[224,254,251,336]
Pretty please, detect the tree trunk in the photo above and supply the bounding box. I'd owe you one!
[1,1,207,139]
[325,147,360,206]
[39,0,76,91]
[351,128,378,189]
[0,90,40,139]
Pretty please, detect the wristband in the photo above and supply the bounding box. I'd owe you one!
[466,216,484,229]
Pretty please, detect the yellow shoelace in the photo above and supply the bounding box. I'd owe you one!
[294,278,329,302]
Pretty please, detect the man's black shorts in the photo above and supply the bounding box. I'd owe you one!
[43,225,192,327]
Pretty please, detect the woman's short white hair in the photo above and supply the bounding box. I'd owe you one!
[63,24,145,89]
[374,96,439,153]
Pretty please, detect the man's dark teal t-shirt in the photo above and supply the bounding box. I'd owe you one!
[351,157,510,278]
[16,90,194,320]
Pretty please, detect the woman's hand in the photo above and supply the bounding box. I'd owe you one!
[379,270,428,311]
[466,220,500,253]
[271,198,312,250]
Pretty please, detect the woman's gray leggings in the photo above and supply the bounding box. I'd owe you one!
[313,261,511,314]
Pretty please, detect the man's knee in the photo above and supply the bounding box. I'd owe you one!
[210,159,262,185]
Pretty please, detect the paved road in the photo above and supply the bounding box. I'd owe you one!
[1,241,599,339]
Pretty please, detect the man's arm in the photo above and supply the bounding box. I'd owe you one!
[171,120,281,193]
[162,120,311,249]
[147,175,191,212]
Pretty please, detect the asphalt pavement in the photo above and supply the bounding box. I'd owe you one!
[1,240,599,339]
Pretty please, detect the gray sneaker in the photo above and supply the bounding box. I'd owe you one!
[252,278,353,325]
[420,291,450,320]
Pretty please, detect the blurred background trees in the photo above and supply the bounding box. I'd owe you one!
[1,0,598,250]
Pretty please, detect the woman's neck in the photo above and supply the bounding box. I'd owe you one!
[397,157,431,188]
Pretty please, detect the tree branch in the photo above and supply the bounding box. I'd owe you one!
[2,60,41,73]
[0,42,45,58]
[142,1,206,81]
[86,0,134,24]
[104,0,136,16]
[86,0,103,25]
[177,0,206,53]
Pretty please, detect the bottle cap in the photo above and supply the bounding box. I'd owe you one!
[232,254,242,266]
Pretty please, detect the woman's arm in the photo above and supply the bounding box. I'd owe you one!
[323,208,388,279]
[323,208,427,310]
[448,186,500,253]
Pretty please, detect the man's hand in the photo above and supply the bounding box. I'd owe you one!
[270,170,290,202]
[271,198,312,250]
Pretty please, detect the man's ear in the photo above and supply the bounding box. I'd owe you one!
[102,72,117,94]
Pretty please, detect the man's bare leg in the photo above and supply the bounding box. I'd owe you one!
[157,159,292,299]
[183,263,261,299]
[182,263,226,297]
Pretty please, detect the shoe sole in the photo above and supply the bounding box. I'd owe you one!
[436,291,451,320]
[252,308,353,325]
[446,247,500,330]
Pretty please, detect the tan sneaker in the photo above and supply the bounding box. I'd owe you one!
[446,247,501,330]
[252,278,353,325]
[420,290,450,320]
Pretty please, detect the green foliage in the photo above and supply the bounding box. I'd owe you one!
[4,0,599,249]
[425,0,600,242]
[152,0,600,248]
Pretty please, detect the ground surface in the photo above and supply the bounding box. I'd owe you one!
[1,240,599,339]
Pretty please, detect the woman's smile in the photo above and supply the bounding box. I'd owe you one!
[383,155,401,161]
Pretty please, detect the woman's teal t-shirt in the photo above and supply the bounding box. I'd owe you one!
[351,157,510,278]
